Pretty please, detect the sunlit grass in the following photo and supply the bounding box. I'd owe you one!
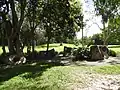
[0,43,80,54]
[1,44,120,54]
[93,65,120,74]
[109,48,120,54]
[0,64,120,90]
[0,65,88,90]
[0,44,120,90]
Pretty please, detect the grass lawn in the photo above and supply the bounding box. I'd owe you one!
[108,45,120,54]
[0,63,120,90]
[35,43,79,53]
[0,43,120,54]
[109,48,120,54]
[0,43,80,54]
[0,43,120,90]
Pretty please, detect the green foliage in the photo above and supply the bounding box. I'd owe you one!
[40,0,82,41]
[108,49,117,57]
[93,0,120,20]
[0,0,83,54]
[107,16,120,45]
[93,0,120,45]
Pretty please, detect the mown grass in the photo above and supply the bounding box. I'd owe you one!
[93,65,120,74]
[0,43,120,54]
[108,45,120,54]
[0,65,85,90]
[0,63,120,90]
[109,48,120,54]
[35,43,79,53]
[0,43,120,90]
[0,43,79,54]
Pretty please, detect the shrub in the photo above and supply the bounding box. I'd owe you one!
[109,49,116,57]
[72,47,90,61]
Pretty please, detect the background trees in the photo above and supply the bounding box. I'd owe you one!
[0,0,27,55]
[0,0,83,54]
[93,0,120,45]
[40,0,83,51]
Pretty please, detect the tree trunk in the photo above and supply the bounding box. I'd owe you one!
[47,37,50,52]
[9,0,26,56]
[103,21,107,45]
[27,40,31,53]
[81,25,84,48]
[32,39,35,53]
[1,29,6,55]
[16,35,22,56]
[8,38,15,54]
[2,45,6,55]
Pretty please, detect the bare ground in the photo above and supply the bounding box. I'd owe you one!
[70,74,120,90]
[57,56,120,90]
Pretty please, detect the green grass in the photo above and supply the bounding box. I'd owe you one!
[0,43,79,54]
[109,48,120,54]
[0,63,120,90]
[1,43,120,54]
[35,43,80,53]
[93,65,120,74]
[0,64,84,90]
[108,45,120,54]
[0,43,120,89]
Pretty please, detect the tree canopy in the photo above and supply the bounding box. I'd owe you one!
[0,0,83,54]
[93,0,120,45]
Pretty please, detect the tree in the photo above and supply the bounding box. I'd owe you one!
[0,0,26,55]
[107,16,120,44]
[26,0,41,53]
[93,0,120,45]
[41,0,83,51]
[0,18,6,55]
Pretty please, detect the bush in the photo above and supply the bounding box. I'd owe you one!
[72,47,90,61]
[109,49,116,57]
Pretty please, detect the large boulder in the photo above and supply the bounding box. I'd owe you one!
[46,49,58,58]
[90,45,109,61]
[63,46,73,56]
[38,49,58,59]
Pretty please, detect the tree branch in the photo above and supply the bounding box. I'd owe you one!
[10,0,18,25]
[18,0,26,29]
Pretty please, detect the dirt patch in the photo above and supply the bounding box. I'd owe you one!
[68,73,120,90]
[83,74,120,90]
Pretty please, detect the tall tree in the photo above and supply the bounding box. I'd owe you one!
[41,0,83,51]
[0,17,6,55]
[0,0,26,55]
[93,0,120,45]
[26,0,41,53]
[107,16,120,44]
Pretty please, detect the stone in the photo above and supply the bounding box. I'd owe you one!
[15,56,26,65]
[63,46,72,56]
[9,55,26,65]
[90,45,109,60]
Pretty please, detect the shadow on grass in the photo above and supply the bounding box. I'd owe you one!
[0,61,64,83]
